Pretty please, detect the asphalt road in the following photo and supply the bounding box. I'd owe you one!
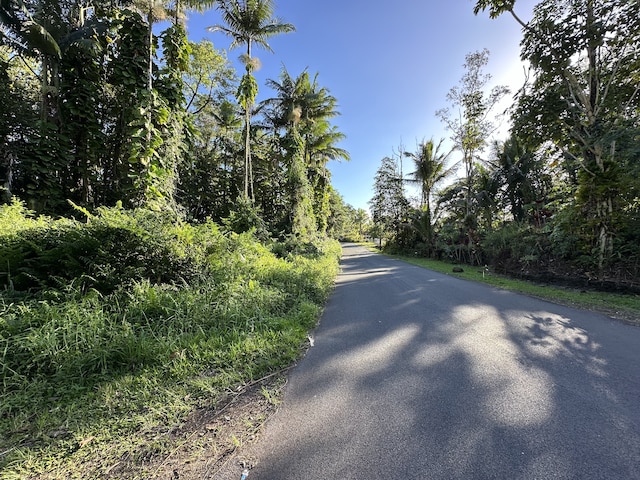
[220,243,640,479]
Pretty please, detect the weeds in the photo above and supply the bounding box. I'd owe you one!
[0,203,340,478]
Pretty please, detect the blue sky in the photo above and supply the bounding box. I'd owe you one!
[184,0,537,211]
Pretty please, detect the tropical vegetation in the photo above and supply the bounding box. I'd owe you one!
[0,201,341,477]
[370,0,640,291]
[0,0,357,476]
[0,0,354,231]
[2,0,638,476]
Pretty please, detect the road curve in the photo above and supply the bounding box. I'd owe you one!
[220,243,640,479]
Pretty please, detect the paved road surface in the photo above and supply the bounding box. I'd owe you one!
[218,243,640,479]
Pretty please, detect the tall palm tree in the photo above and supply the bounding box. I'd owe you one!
[263,67,348,235]
[262,67,316,235]
[305,121,348,234]
[405,138,454,210]
[208,0,294,200]
[263,68,348,167]
[404,138,454,252]
[262,66,306,131]
[263,67,348,163]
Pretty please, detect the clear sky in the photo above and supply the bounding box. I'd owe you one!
[184,0,537,211]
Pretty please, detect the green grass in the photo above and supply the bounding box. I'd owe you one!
[0,203,342,479]
[367,244,640,325]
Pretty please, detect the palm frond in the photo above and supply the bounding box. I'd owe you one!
[209,0,294,53]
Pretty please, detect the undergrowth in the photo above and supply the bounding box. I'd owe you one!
[0,201,341,479]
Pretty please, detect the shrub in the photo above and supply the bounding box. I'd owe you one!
[481,222,551,273]
[0,210,341,478]
[0,202,226,295]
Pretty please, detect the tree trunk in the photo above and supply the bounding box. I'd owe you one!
[244,40,253,200]
[585,0,613,269]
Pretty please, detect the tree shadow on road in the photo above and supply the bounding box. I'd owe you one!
[248,244,640,479]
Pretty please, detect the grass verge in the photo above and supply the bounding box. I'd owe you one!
[0,204,341,479]
[366,244,640,326]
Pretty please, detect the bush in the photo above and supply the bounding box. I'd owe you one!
[481,222,551,273]
[222,196,270,240]
[548,205,584,262]
[0,202,225,295]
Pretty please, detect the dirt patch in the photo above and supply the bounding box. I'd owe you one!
[102,372,289,480]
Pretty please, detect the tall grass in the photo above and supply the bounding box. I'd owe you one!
[0,202,341,478]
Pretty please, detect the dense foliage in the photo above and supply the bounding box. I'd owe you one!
[2,0,637,473]
[0,201,341,477]
[371,0,640,287]
[0,0,354,238]
[0,0,356,475]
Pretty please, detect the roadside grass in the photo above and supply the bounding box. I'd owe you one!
[361,243,640,325]
[0,203,341,479]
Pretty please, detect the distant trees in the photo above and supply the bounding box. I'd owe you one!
[370,156,410,249]
[325,192,370,242]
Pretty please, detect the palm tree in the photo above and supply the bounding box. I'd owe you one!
[298,72,348,165]
[263,67,348,235]
[208,0,294,200]
[404,138,454,252]
[405,139,454,253]
[405,139,453,207]
[262,66,306,131]
[263,67,348,165]
[305,121,349,234]
[262,67,317,236]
